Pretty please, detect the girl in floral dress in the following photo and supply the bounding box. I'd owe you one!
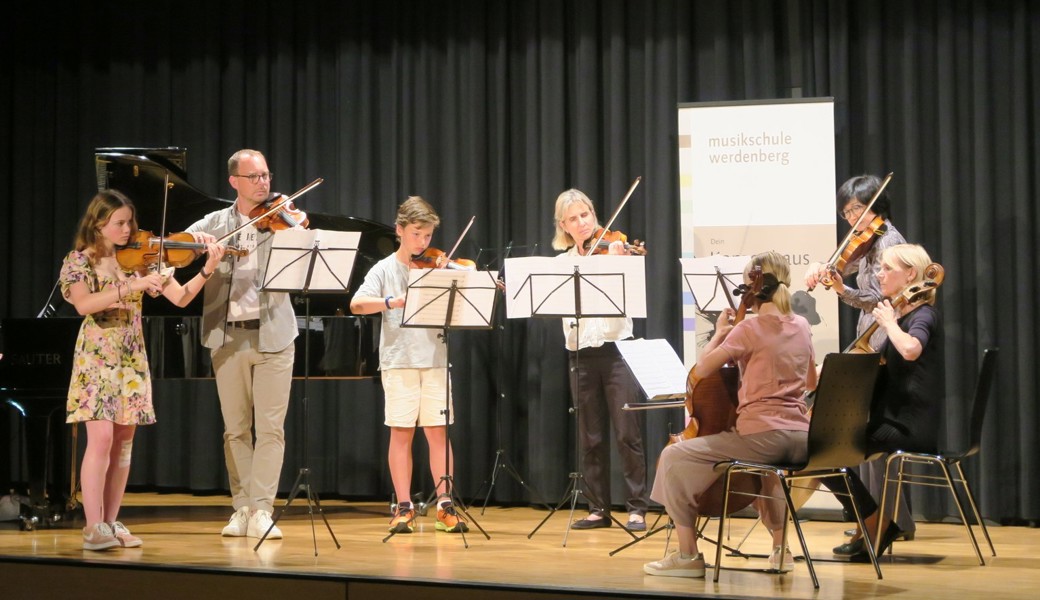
[61,190,224,550]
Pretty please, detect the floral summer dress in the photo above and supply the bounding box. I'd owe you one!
[60,250,156,425]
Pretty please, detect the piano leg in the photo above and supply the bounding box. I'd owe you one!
[20,404,71,530]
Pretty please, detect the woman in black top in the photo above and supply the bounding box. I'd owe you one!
[828,243,944,560]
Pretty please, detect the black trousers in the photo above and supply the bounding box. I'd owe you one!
[569,343,648,516]
[822,422,919,523]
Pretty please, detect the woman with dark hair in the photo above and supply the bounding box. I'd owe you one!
[61,190,223,550]
[805,174,916,540]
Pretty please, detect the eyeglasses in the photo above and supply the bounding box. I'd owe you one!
[839,203,865,219]
[233,172,272,184]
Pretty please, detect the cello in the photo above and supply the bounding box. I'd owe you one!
[675,266,764,516]
[845,262,945,354]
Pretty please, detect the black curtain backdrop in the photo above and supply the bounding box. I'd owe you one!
[2,1,1037,523]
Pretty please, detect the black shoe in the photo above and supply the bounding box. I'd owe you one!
[833,536,865,556]
[626,518,647,532]
[849,522,903,562]
[572,515,611,529]
[852,526,919,540]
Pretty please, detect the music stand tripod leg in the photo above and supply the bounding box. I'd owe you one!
[526,317,636,546]
[609,513,674,556]
[477,449,552,515]
[253,292,341,554]
[429,326,490,544]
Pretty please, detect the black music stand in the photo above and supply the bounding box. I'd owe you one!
[254,228,360,555]
[506,255,647,546]
[388,267,498,546]
[469,243,551,514]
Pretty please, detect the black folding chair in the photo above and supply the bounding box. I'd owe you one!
[879,347,998,565]
[711,352,884,588]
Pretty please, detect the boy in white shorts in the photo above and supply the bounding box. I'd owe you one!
[349,196,468,533]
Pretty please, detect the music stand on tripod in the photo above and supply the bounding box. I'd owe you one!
[504,254,647,546]
[391,266,498,546]
[254,228,361,554]
[469,243,551,514]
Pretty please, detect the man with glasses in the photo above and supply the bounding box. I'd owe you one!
[186,149,297,540]
[804,173,916,546]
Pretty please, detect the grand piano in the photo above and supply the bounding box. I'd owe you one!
[0,147,396,528]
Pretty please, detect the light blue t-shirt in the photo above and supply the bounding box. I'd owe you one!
[355,253,446,370]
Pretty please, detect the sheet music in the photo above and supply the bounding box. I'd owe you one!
[262,229,360,292]
[679,255,751,313]
[401,268,499,328]
[504,255,647,319]
[615,338,688,401]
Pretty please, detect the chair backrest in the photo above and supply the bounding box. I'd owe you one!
[965,347,999,457]
[802,352,883,470]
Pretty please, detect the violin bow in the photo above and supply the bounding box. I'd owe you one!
[825,172,894,265]
[156,170,171,273]
[583,176,642,256]
[444,215,476,262]
[217,177,323,244]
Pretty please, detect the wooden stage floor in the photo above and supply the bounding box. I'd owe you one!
[1,493,1037,600]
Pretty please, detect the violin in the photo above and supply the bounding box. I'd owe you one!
[811,172,894,291]
[582,227,647,256]
[249,193,310,232]
[409,247,476,270]
[845,262,944,354]
[116,230,246,272]
[817,215,887,289]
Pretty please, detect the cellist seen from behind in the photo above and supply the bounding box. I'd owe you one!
[644,251,816,578]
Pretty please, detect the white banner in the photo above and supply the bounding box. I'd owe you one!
[677,98,839,365]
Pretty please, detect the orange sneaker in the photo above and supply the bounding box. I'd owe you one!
[388,505,416,533]
[435,504,469,533]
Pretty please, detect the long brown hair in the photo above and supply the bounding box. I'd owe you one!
[72,190,138,265]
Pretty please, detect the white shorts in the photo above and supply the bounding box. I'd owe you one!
[382,368,454,427]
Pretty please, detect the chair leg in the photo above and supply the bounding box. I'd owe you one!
[781,479,819,589]
[713,467,734,583]
[952,461,996,558]
[937,461,986,565]
[880,454,909,557]
[844,472,883,581]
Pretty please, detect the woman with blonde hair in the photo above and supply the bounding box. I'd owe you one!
[645,251,816,577]
[552,188,649,532]
[826,243,945,561]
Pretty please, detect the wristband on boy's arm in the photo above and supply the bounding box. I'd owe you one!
[385,295,393,309]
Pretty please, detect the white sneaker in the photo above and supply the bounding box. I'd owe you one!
[221,507,250,537]
[643,551,706,578]
[247,509,282,539]
[769,545,795,572]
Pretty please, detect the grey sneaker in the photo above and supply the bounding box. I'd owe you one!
[110,521,143,548]
[221,506,250,537]
[643,551,706,578]
[82,522,120,551]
